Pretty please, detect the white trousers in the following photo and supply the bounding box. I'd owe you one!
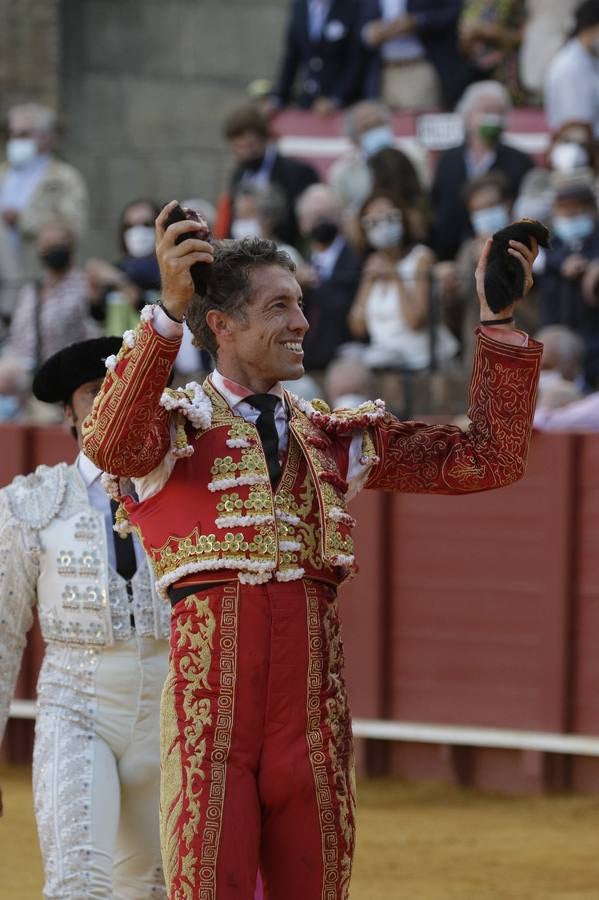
[33,635,169,899]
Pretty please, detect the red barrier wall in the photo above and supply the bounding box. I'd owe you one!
[386,434,578,791]
[5,425,599,794]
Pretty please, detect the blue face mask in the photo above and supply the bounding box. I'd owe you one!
[0,394,21,421]
[470,204,510,237]
[360,124,395,158]
[553,213,596,246]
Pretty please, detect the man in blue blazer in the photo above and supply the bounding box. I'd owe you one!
[271,0,365,112]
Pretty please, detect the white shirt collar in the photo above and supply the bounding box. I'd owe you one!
[209,369,283,411]
[76,451,103,487]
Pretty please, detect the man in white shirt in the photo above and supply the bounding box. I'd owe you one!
[0,336,169,898]
[544,0,599,139]
[0,103,89,279]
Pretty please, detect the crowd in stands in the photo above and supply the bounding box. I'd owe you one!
[5,0,599,428]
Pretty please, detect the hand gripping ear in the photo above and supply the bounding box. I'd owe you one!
[484,218,550,313]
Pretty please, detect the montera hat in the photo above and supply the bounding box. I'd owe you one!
[32,337,123,404]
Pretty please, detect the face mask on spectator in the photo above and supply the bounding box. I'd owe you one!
[553,213,596,245]
[365,218,403,249]
[477,113,504,144]
[334,392,370,408]
[0,394,21,421]
[309,219,339,245]
[471,204,510,236]
[123,225,156,258]
[360,125,395,158]
[40,244,72,271]
[6,137,37,168]
[230,218,263,239]
[550,142,590,172]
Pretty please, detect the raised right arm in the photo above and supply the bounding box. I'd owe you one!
[82,314,181,476]
[83,200,214,477]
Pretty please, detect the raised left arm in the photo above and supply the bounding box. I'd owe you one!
[366,328,542,494]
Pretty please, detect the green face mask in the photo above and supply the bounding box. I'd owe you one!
[477,114,504,144]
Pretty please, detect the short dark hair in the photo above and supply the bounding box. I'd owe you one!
[574,0,599,34]
[186,238,296,358]
[462,171,513,207]
[223,104,270,141]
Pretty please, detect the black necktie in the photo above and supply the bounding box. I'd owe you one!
[246,394,282,488]
[110,499,137,583]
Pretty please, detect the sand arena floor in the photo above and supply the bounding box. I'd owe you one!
[2,765,599,898]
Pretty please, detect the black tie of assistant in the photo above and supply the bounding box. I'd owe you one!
[246,394,282,488]
[110,498,137,627]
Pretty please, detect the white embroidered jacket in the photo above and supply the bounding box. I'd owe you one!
[0,461,170,739]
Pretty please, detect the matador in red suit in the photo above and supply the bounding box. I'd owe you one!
[82,202,542,900]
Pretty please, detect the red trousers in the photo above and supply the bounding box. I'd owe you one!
[160,579,356,899]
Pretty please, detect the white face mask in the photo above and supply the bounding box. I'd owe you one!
[550,142,590,172]
[230,218,263,240]
[470,204,509,237]
[365,218,403,249]
[360,124,395,158]
[6,137,38,169]
[333,393,369,409]
[553,213,596,245]
[123,225,156,258]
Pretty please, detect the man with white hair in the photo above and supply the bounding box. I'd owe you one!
[295,184,362,370]
[0,103,89,280]
[431,80,534,260]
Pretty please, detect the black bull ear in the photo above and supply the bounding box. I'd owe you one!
[484,219,550,314]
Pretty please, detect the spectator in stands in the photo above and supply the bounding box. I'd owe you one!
[327,101,430,227]
[348,190,458,370]
[430,80,534,261]
[268,0,365,113]
[230,183,304,266]
[438,172,515,364]
[295,184,362,370]
[537,177,599,386]
[86,199,162,335]
[0,356,30,421]
[324,354,377,407]
[531,324,599,428]
[459,0,527,103]
[544,0,599,139]
[360,0,466,111]
[513,120,598,222]
[221,104,319,246]
[536,323,585,388]
[0,219,20,339]
[0,103,89,280]
[3,220,98,373]
[519,0,579,98]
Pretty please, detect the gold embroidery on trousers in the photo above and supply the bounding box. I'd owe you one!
[305,581,345,899]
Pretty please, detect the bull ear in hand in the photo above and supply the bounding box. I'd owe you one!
[164,203,213,297]
[484,218,550,313]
